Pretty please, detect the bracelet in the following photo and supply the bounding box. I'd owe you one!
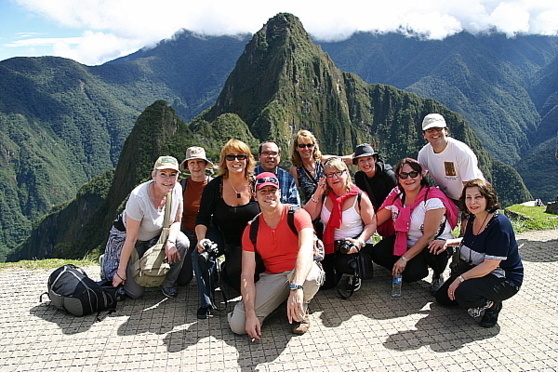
[400,256,409,262]
[458,275,466,283]
[116,272,126,281]
[310,197,319,203]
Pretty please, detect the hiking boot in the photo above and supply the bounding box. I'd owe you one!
[479,302,502,328]
[292,313,310,335]
[467,300,494,318]
[161,286,177,298]
[431,274,445,294]
[197,306,214,319]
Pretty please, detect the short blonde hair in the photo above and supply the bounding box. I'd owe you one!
[324,157,353,193]
[217,139,255,178]
[290,130,323,167]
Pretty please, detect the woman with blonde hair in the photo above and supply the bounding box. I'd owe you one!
[289,130,326,204]
[304,157,376,291]
[193,139,260,319]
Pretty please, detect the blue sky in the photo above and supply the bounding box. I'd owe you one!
[2,0,558,66]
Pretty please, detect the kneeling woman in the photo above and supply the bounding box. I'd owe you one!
[433,179,523,328]
[373,158,458,293]
[304,157,376,289]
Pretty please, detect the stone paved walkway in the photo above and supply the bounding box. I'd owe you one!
[0,229,556,371]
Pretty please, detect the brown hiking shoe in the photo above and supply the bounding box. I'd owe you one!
[292,313,310,335]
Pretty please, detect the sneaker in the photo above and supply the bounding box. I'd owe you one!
[431,275,445,294]
[348,275,362,292]
[479,302,502,328]
[292,313,310,335]
[197,306,214,319]
[161,286,177,298]
[467,300,494,318]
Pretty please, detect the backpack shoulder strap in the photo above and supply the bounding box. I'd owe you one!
[249,213,262,249]
[286,205,300,236]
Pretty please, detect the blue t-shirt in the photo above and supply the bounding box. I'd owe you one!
[460,212,523,287]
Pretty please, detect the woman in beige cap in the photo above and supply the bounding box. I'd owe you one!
[177,146,214,286]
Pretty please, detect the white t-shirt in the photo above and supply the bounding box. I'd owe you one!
[418,137,483,200]
[386,197,453,247]
[123,180,183,241]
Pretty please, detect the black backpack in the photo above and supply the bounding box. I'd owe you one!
[41,264,119,318]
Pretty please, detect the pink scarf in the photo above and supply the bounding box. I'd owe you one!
[323,185,361,254]
[380,186,458,256]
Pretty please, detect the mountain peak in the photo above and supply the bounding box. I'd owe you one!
[205,13,355,147]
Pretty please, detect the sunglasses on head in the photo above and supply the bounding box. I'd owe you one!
[297,143,315,149]
[225,154,247,161]
[398,171,420,179]
[256,176,279,185]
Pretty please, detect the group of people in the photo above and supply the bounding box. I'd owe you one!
[101,113,524,339]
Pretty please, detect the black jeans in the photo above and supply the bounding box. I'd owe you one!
[435,272,520,308]
[371,235,449,282]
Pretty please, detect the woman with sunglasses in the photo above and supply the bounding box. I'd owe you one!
[193,139,260,319]
[372,158,458,293]
[433,179,523,328]
[304,157,376,290]
[289,130,327,204]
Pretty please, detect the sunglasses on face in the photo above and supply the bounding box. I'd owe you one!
[398,171,420,179]
[225,154,248,161]
[325,169,346,179]
[297,143,315,149]
[425,127,444,133]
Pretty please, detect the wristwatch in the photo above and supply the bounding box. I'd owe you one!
[289,283,304,291]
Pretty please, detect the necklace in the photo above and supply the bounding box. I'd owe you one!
[473,212,491,235]
[230,181,245,199]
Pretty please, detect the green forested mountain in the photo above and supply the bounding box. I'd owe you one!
[3,12,557,261]
[0,34,248,261]
[9,13,532,261]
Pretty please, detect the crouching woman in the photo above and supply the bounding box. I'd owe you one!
[433,179,523,328]
[101,156,188,299]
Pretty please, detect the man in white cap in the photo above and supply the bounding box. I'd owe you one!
[228,172,324,339]
[177,146,213,286]
[418,113,484,202]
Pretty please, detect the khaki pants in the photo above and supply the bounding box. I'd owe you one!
[228,262,324,335]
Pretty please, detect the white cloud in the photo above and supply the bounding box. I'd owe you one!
[9,0,558,64]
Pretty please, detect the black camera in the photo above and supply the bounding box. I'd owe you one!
[334,239,355,254]
[199,239,219,263]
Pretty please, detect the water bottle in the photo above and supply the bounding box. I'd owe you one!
[391,273,402,297]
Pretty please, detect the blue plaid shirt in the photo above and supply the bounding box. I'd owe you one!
[255,165,300,206]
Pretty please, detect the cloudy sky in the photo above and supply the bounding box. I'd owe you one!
[1,0,557,66]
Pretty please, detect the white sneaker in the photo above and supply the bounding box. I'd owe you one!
[468,300,494,318]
